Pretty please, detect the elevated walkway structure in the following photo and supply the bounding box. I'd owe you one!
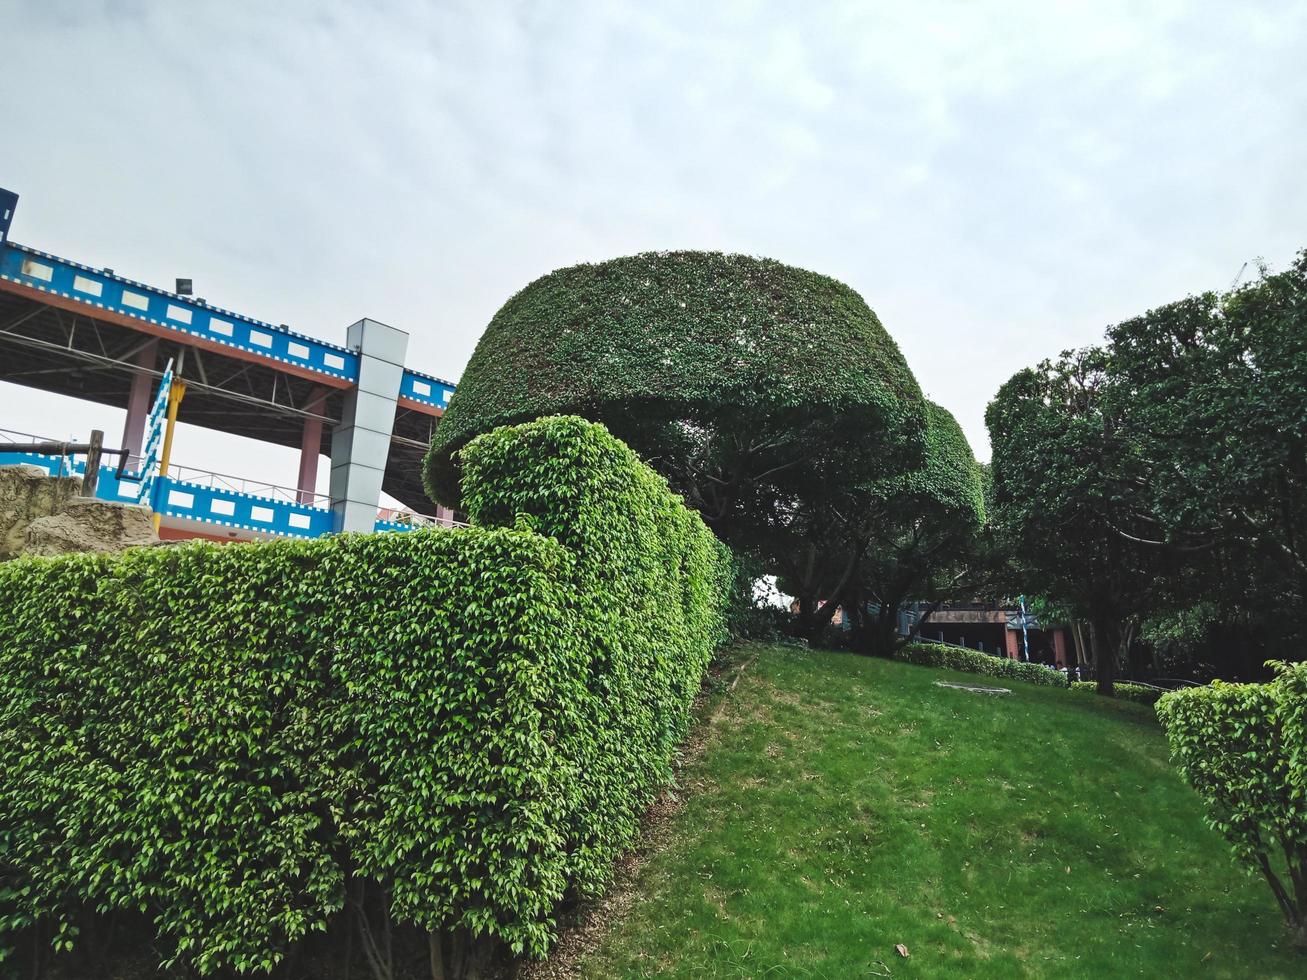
[0,189,459,541]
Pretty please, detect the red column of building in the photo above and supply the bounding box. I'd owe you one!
[1004,628,1022,660]
[1052,629,1069,668]
[297,388,329,505]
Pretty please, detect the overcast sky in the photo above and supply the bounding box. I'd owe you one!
[4,0,1305,494]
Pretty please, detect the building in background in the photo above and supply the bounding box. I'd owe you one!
[898,600,1073,666]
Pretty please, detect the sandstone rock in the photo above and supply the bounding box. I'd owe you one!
[24,496,157,557]
[0,464,158,559]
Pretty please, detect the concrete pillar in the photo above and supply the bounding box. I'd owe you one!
[297,387,329,505]
[330,319,407,533]
[121,340,159,466]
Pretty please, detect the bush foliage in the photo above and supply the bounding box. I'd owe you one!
[1071,680,1162,705]
[1156,664,1307,947]
[423,250,926,524]
[894,642,1066,687]
[0,416,733,974]
[843,402,988,653]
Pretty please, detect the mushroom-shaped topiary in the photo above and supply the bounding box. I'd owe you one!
[425,250,927,548]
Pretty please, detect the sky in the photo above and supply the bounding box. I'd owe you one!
[3,0,1305,494]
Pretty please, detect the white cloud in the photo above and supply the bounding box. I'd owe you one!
[2,0,1305,476]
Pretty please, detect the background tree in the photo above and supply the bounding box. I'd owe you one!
[990,252,1307,686]
[1107,253,1307,674]
[986,348,1160,694]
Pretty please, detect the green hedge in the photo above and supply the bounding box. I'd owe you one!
[0,416,733,973]
[1071,680,1163,705]
[1156,663,1307,946]
[894,642,1066,687]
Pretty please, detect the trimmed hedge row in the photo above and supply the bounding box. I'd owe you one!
[894,642,1066,686]
[0,416,733,973]
[893,643,1175,702]
[1071,680,1163,705]
[1155,663,1307,946]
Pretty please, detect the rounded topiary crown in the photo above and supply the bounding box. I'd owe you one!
[425,250,925,519]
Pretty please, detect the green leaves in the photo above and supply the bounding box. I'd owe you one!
[1070,681,1161,705]
[989,251,1307,682]
[0,417,733,974]
[1156,665,1307,938]
[423,250,927,555]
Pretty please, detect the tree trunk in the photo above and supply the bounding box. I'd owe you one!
[1284,842,1307,950]
[805,595,845,643]
[1090,618,1116,696]
[1119,618,1139,678]
[428,930,445,980]
[797,544,866,645]
[843,584,865,648]
[351,880,394,980]
[854,589,909,658]
[1069,620,1085,667]
[864,611,897,658]
[1290,918,1307,951]
[796,594,816,637]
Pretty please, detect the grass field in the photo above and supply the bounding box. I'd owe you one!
[558,643,1302,979]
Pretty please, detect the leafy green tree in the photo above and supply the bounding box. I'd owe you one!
[991,253,1307,686]
[424,251,928,559]
[1107,253,1307,669]
[986,348,1158,694]
[754,404,984,646]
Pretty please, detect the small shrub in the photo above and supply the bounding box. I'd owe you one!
[1071,680,1163,705]
[1156,663,1307,949]
[721,557,791,642]
[894,642,1066,686]
[729,604,793,642]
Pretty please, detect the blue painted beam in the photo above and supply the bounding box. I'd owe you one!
[0,242,359,383]
[2,240,460,416]
[399,368,456,411]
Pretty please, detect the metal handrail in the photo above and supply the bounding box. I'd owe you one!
[0,427,56,444]
[376,507,469,529]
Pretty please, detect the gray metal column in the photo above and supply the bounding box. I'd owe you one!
[330,318,408,533]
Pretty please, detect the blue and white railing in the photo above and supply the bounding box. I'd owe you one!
[151,474,336,538]
[0,445,454,540]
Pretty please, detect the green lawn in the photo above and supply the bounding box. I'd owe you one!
[561,643,1302,978]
